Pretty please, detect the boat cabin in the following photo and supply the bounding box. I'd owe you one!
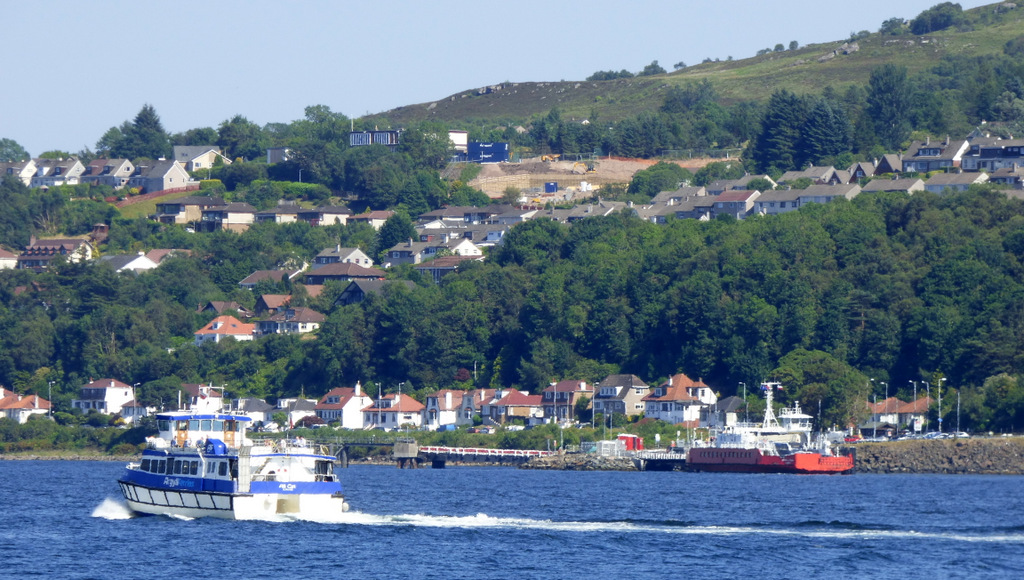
[155,412,252,448]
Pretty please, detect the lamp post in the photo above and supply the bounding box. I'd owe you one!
[938,378,946,433]
[910,380,918,432]
[739,382,747,423]
[882,381,889,436]
[957,388,961,435]
[923,381,930,432]
[398,381,405,432]
[47,381,53,417]
[298,168,302,183]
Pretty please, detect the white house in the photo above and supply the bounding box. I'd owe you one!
[422,389,465,430]
[315,382,374,429]
[194,315,255,346]
[0,388,51,423]
[642,373,717,426]
[362,393,425,430]
[72,378,135,415]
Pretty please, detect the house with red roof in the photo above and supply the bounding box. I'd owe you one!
[542,380,593,424]
[316,382,375,429]
[362,393,425,430]
[643,373,717,425]
[457,389,497,426]
[422,389,466,430]
[0,387,51,424]
[194,315,255,346]
[71,378,135,415]
[484,389,544,425]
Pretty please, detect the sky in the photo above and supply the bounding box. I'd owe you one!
[0,0,995,157]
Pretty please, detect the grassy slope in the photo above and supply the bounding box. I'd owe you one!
[373,5,1024,127]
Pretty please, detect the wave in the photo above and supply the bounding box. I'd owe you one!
[295,512,1024,543]
[91,497,134,520]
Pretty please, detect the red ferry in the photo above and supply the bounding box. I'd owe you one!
[686,382,854,475]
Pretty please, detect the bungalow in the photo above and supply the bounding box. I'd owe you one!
[902,137,968,173]
[778,166,837,185]
[155,196,225,225]
[414,254,485,284]
[865,397,903,434]
[277,398,318,428]
[119,399,151,425]
[362,393,425,430]
[315,382,374,428]
[542,380,594,423]
[17,237,92,271]
[564,201,625,222]
[72,378,134,415]
[860,178,926,194]
[254,307,325,336]
[705,176,776,196]
[796,183,861,206]
[0,387,51,424]
[97,252,159,274]
[304,262,386,285]
[30,157,86,188]
[200,201,256,232]
[752,189,802,216]
[79,158,135,190]
[297,205,351,227]
[875,154,903,175]
[417,206,478,226]
[254,203,301,224]
[592,374,650,419]
[422,389,466,430]
[847,161,878,181]
[652,186,707,205]
[127,160,193,193]
[348,210,394,230]
[711,189,760,219]
[923,172,989,194]
[0,159,37,186]
[643,373,717,425]
[194,315,255,346]
[313,245,373,269]
[898,397,933,432]
[254,294,290,315]
[239,269,302,290]
[989,164,1024,189]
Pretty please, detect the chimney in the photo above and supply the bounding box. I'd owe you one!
[355,381,361,396]
[926,136,930,145]
[336,244,341,252]
[407,238,413,247]
[445,391,452,408]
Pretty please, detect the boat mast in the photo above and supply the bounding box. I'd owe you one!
[761,382,781,429]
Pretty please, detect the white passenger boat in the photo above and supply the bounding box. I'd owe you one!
[117,411,349,520]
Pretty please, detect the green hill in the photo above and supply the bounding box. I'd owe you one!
[374,3,1024,126]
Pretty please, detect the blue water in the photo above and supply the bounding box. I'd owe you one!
[1,460,1022,579]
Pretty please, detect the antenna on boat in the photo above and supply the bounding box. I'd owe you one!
[761,383,781,429]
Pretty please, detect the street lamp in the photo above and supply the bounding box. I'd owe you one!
[881,381,889,436]
[47,381,54,417]
[910,381,918,433]
[957,388,961,435]
[938,378,946,433]
[923,381,931,432]
[739,382,747,423]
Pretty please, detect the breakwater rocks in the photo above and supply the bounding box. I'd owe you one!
[848,437,1024,475]
[520,453,637,471]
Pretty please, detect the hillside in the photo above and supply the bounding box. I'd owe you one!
[374,3,1024,127]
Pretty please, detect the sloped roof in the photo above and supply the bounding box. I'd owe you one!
[643,373,709,403]
[194,315,255,337]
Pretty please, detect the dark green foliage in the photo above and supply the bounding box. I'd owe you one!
[217,115,268,161]
[880,17,906,35]
[627,161,693,197]
[909,2,963,35]
[0,137,29,161]
[586,70,633,81]
[638,60,667,77]
[747,89,807,173]
[693,161,745,187]
[867,64,913,150]
[99,104,172,160]
[376,212,417,261]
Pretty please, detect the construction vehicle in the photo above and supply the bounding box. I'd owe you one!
[571,161,598,174]
[541,154,561,162]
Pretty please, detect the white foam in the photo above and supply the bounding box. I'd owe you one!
[91,497,134,520]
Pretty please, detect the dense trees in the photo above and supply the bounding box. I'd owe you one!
[96,104,172,160]
[0,138,29,161]
[4,186,1024,433]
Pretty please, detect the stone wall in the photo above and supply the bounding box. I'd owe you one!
[846,438,1024,475]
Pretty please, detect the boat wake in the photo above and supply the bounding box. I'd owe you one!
[91,497,135,520]
[293,511,1024,543]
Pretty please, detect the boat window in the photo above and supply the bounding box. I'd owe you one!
[207,462,216,474]
[200,420,212,431]
[212,420,224,431]
[174,460,182,474]
[158,420,171,431]
[190,461,199,475]
[219,462,228,477]
[176,420,189,431]
[159,460,167,474]
[189,420,200,431]
[141,459,150,472]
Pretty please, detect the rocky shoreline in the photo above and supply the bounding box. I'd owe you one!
[845,437,1024,475]
[520,453,637,471]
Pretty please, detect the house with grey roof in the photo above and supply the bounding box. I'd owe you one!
[30,157,85,188]
[173,145,231,172]
[652,185,707,205]
[710,189,760,219]
[752,189,803,216]
[313,246,373,269]
[989,164,1024,189]
[199,201,256,232]
[414,255,485,284]
[128,160,194,193]
[860,177,925,194]
[778,166,838,185]
[239,269,303,290]
[335,279,416,306]
[0,159,37,186]
[254,202,300,224]
[592,374,650,419]
[297,205,351,227]
[80,158,135,189]
[796,183,861,206]
[255,307,326,336]
[705,175,776,196]
[98,253,159,274]
[156,196,225,225]
[875,154,903,175]
[902,137,968,173]
[961,136,1024,171]
[304,262,385,285]
[17,237,93,271]
[923,172,989,194]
